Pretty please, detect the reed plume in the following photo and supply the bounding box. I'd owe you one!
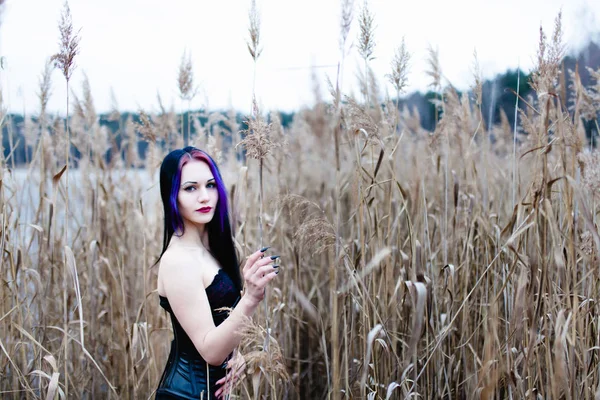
[51,1,80,83]
[177,50,196,102]
[38,59,53,119]
[357,0,376,107]
[247,0,262,62]
[237,100,276,160]
[339,0,354,54]
[386,38,410,98]
[387,37,410,134]
[578,149,600,195]
[530,10,565,95]
[357,0,375,62]
[177,50,197,145]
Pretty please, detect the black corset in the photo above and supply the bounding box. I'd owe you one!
[156,269,240,399]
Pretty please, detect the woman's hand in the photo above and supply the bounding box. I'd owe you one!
[215,351,246,399]
[242,248,279,305]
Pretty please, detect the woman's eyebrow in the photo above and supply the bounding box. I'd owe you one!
[181,178,215,186]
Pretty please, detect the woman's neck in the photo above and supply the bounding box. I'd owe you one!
[171,224,209,250]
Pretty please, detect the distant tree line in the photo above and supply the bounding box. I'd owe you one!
[3,41,599,166]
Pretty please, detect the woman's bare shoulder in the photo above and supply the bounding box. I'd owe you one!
[158,247,216,284]
[160,246,200,267]
[157,248,203,291]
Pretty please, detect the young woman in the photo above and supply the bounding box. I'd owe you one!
[155,146,279,399]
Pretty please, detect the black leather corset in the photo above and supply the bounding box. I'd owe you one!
[156,269,240,399]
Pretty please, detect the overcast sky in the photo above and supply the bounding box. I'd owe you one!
[1,0,599,116]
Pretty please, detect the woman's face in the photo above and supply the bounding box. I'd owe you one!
[177,159,219,227]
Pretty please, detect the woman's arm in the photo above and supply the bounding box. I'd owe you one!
[161,249,277,365]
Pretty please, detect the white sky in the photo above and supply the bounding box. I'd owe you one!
[1,0,599,116]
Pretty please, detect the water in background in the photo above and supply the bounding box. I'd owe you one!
[5,167,162,252]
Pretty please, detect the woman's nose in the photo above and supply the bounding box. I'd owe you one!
[197,187,209,202]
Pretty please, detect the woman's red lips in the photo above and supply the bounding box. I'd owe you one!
[197,207,212,213]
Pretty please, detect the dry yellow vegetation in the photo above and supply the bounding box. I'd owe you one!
[1,2,600,399]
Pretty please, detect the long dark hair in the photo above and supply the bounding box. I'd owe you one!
[157,146,241,292]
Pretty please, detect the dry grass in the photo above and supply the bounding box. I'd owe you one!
[2,5,600,400]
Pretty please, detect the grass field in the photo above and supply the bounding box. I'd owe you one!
[1,2,600,399]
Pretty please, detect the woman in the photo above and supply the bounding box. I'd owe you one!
[155,146,279,399]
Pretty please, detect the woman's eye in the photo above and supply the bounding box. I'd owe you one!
[184,186,196,192]
[207,182,216,189]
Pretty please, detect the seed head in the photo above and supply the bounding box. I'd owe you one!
[38,59,53,118]
[357,0,376,62]
[530,10,565,94]
[51,1,80,82]
[386,37,410,95]
[578,150,600,195]
[247,0,262,61]
[339,0,354,52]
[471,49,483,107]
[237,98,276,160]
[177,50,197,102]
[426,45,442,92]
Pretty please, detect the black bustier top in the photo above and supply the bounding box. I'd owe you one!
[156,269,240,400]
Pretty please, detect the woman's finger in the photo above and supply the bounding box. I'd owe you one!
[245,262,275,287]
[215,372,236,399]
[227,361,245,378]
[242,249,265,273]
[215,376,229,398]
[257,270,279,287]
[244,260,267,284]
[246,254,274,276]
[256,262,278,277]
[246,268,277,298]
[232,365,246,380]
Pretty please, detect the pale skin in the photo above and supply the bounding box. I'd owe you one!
[157,159,278,398]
